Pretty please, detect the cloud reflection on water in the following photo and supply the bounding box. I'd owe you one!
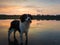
[0,20,60,45]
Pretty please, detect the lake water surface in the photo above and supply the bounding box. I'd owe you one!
[0,20,60,45]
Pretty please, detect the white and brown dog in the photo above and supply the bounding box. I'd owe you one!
[8,14,32,44]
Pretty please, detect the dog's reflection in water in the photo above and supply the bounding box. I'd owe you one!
[8,37,28,45]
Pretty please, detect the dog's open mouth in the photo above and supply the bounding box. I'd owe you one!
[29,20,32,23]
[26,20,32,23]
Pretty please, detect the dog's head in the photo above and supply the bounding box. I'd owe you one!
[20,14,33,23]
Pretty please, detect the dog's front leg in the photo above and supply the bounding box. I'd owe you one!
[25,32,28,41]
[20,32,23,45]
[8,28,14,40]
[25,32,28,45]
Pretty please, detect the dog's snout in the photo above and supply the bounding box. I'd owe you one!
[26,17,31,21]
[28,18,31,20]
[28,18,32,23]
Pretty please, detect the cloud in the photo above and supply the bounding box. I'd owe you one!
[0,0,60,15]
[0,0,27,2]
[24,5,40,8]
[0,0,27,6]
[0,0,60,6]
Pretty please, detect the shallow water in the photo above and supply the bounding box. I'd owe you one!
[0,20,60,45]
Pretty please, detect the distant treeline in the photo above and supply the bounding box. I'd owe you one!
[0,14,60,21]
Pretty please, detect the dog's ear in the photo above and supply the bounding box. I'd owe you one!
[20,14,27,22]
[28,14,33,20]
[20,15,22,20]
[20,15,24,22]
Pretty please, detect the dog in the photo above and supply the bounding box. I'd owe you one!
[8,14,32,44]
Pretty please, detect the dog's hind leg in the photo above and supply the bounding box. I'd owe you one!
[14,30,16,38]
[8,28,14,40]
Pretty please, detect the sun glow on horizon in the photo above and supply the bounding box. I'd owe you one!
[0,6,60,15]
[0,6,38,15]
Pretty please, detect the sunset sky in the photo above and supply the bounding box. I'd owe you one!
[0,0,60,44]
[0,0,60,15]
